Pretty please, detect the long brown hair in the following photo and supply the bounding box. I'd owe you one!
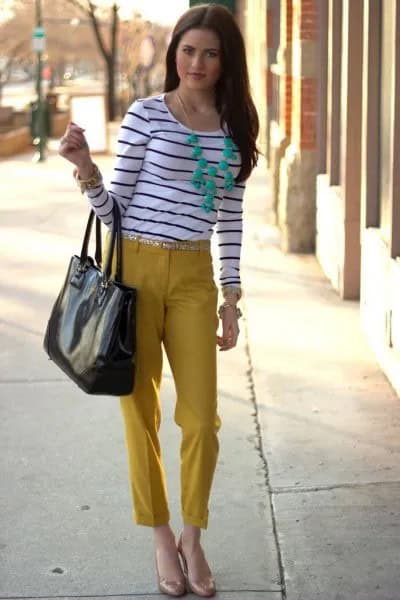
[164,3,259,183]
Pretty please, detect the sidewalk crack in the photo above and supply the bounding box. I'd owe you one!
[242,308,287,600]
[273,480,400,494]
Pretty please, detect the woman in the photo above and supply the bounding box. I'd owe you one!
[59,3,259,597]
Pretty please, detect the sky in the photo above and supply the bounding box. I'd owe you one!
[119,0,189,25]
[0,1,190,26]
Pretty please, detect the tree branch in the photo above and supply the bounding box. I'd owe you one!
[87,1,109,61]
[110,3,118,66]
[63,0,90,17]
[0,41,28,86]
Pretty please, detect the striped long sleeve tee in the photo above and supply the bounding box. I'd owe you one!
[86,93,246,290]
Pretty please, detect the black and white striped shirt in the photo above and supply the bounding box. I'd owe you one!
[86,93,246,290]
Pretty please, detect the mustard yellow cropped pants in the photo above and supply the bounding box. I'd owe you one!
[116,237,221,529]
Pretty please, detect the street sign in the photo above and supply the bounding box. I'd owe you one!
[33,26,46,52]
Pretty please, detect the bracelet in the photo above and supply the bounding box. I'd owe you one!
[222,286,242,301]
[74,163,102,194]
[218,301,243,319]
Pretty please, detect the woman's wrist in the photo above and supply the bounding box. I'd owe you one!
[221,286,242,303]
[218,301,242,320]
[75,160,95,180]
[223,293,239,305]
[73,162,103,194]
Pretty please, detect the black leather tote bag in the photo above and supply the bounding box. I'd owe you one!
[43,203,136,395]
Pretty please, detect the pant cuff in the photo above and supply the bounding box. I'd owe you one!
[182,511,209,529]
[134,510,170,527]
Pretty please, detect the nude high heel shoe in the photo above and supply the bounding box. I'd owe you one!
[155,549,186,597]
[177,535,216,598]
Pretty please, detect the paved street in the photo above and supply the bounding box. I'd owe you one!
[0,142,399,600]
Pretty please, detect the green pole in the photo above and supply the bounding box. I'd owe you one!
[35,0,45,162]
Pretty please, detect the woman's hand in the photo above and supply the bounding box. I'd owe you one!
[216,305,240,351]
[59,122,92,172]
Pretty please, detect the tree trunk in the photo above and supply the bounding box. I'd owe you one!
[79,1,119,121]
[106,58,116,121]
[107,2,119,121]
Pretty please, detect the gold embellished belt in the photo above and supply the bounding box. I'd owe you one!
[122,233,210,251]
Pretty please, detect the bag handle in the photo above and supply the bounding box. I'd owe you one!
[103,203,123,283]
[95,217,102,267]
[80,210,103,268]
[79,203,123,283]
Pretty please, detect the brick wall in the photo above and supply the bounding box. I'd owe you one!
[299,0,317,40]
[277,0,319,252]
[286,0,293,43]
[284,73,293,137]
[293,0,318,150]
[300,77,317,149]
[280,0,293,137]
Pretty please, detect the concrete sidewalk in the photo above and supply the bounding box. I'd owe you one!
[243,166,400,600]
[0,148,279,599]
[0,147,399,600]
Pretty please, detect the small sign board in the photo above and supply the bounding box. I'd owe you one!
[139,35,155,70]
[70,94,108,154]
[33,26,46,52]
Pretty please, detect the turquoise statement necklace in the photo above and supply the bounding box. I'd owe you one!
[177,92,237,213]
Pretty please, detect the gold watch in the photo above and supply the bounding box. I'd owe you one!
[74,163,102,194]
[218,301,242,319]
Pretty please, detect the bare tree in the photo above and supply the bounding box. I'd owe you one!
[0,0,103,105]
[119,18,169,103]
[0,41,29,106]
[0,0,31,106]
[0,0,170,115]
[64,0,119,120]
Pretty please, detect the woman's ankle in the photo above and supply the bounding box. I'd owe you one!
[181,524,201,550]
[153,524,176,546]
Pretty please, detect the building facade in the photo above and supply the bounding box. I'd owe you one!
[259,0,400,395]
